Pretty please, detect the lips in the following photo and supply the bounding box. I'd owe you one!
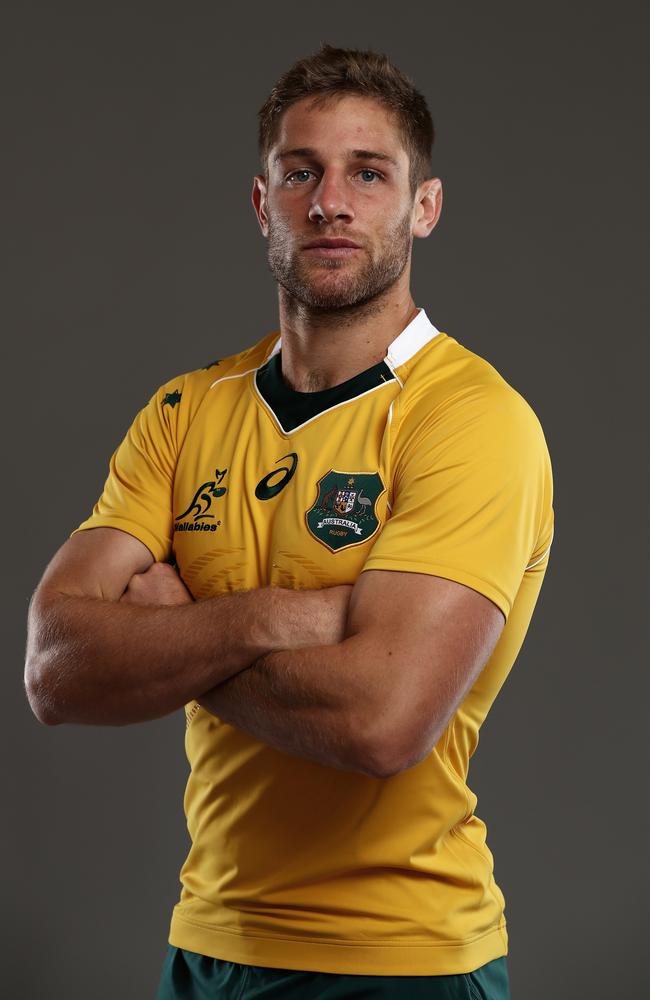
[303,238,361,249]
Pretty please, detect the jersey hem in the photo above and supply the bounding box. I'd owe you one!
[360,557,511,620]
[168,911,508,976]
[70,517,169,564]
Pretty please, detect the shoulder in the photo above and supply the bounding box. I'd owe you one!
[144,329,280,429]
[394,331,549,457]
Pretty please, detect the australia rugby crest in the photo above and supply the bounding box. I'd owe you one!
[305,470,385,552]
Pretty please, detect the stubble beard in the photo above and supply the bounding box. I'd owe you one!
[266,209,413,315]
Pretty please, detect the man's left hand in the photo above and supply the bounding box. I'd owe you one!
[119,562,194,606]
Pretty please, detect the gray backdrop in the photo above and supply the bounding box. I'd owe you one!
[4,2,647,998]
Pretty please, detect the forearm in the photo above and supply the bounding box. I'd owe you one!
[26,586,320,727]
[196,636,375,775]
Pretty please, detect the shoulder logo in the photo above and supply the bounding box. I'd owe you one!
[305,470,385,552]
[162,389,182,408]
[203,359,221,370]
[175,468,228,533]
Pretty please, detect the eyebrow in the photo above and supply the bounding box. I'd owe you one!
[273,147,399,168]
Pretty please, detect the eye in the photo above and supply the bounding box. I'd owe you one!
[286,169,314,184]
[357,169,383,183]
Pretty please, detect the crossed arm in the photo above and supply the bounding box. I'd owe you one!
[25,527,505,778]
[193,568,504,778]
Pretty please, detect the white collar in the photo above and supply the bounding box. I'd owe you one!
[268,307,440,368]
[385,307,441,368]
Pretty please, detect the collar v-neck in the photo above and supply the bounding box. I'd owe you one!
[254,308,440,434]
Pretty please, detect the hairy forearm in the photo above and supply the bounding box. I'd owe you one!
[196,636,377,775]
[26,586,328,727]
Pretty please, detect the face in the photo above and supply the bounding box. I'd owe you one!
[253,94,438,313]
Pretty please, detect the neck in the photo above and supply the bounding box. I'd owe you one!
[276,280,419,392]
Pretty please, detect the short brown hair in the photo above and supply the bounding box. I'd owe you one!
[257,43,435,196]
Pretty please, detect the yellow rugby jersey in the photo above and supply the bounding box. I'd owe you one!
[73,308,554,976]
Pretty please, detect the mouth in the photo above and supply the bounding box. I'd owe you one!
[302,238,362,258]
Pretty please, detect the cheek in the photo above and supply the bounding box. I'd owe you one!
[380,204,414,239]
[366,210,406,248]
[270,191,306,221]
[362,189,408,223]
[269,208,301,241]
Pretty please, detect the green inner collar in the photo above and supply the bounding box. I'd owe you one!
[255,351,396,433]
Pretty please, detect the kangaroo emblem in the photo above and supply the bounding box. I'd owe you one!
[176,468,228,522]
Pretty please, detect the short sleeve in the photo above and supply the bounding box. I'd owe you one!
[362,384,554,621]
[71,382,182,561]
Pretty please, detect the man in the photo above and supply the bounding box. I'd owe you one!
[25,43,553,1000]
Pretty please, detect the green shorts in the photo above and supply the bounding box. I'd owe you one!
[155,945,511,999]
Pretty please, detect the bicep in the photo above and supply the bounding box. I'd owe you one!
[36,527,154,604]
[344,568,505,773]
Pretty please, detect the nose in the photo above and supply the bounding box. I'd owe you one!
[308,170,355,225]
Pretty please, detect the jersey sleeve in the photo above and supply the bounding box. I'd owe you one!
[71,380,184,562]
[362,383,554,621]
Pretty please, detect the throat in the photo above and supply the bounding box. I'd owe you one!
[286,370,331,393]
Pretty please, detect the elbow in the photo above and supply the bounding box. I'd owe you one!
[359,746,413,780]
[348,704,394,779]
[356,747,406,780]
[25,688,60,726]
[24,589,64,726]
[361,743,428,780]
[357,715,438,780]
[352,717,406,780]
[24,647,61,726]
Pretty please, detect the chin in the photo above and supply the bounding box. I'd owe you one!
[301,289,378,312]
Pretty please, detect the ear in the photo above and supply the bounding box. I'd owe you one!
[252,174,269,237]
[412,178,442,239]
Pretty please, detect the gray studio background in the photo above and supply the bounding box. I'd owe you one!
[3,3,647,998]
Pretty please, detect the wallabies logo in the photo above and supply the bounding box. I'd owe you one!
[305,470,385,552]
[175,468,228,532]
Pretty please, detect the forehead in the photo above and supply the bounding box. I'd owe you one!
[271,94,407,163]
